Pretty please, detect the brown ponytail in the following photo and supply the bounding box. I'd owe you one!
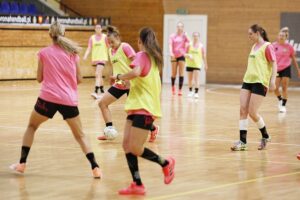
[139,27,163,72]
[105,25,120,38]
[250,24,269,42]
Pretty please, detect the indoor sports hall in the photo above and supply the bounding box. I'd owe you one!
[0,0,299,199]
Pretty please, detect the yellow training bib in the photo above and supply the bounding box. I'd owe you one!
[243,42,272,88]
[109,43,133,84]
[125,54,162,118]
[185,43,203,69]
[91,34,108,63]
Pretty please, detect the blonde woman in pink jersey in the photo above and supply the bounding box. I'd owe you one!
[273,27,300,113]
[169,22,190,96]
[10,21,101,179]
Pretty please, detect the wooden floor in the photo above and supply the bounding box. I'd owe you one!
[0,79,299,200]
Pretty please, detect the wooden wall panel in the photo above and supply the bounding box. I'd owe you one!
[61,0,300,85]
[61,0,164,51]
[2,0,300,85]
[0,27,101,79]
[162,0,300,85]
[0,46,97,80]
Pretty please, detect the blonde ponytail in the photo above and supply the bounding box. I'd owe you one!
[49,21,81,54]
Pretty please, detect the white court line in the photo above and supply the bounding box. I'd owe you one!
[1,124,300,147]
[206,84,300,98]
[0,87,39,92]
[0,104,105,116]
[206,87,238,96]
[157,135,300,147]
[1,142,299,166]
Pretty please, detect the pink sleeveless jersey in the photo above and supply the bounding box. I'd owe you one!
[169,33,190,58]
[272,42,295,72]
[37,44,79,106]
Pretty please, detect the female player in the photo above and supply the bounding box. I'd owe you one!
[273,27,300,113]
[185,32,208,98]
[97,25,159,142]
[112,27,175,195]
[169,22,190,96]
[83,24,109,99]
[10,21,101,178]
[231,24,277,151]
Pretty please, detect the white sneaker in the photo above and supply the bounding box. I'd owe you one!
[194,93,199,98]
[96,93,104,99]
[279,105,287,113]
[187,92,194,97]
[231,140,248,151]
[91,92,98,99]
[278,100,283,111]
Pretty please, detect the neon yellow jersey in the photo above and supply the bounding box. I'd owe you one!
[109,43,132,84]
[185,43,203,68]
[91,34,108,64]
[125,54,162,118]
[109,43,132,75]
[243,42,273,88]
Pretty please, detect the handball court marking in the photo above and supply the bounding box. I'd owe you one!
[1,141,300,167]
[1,124,300,148]
[146,171,300,200]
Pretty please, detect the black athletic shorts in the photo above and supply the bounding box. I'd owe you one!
[172,56,185,62]
[34,98,79,120]
[126,115,154,130]
[108,86,130,99]
[242,82,268,97]
[277,66,291,78]
[186,67,201,72]
[176,56,185,62]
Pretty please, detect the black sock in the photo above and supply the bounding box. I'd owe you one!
[239,130,247,144]
[141,148,169,167]
[95,86,99,93]
[20,146,30,163]
[86,152,99,169]
[189,87,192,92]
[150,124,156,132]
[259,126,269,139]
[106,122,113,127]
[179,76,184,90]
[126,153,142,185]
[282,99,287,106]
[99,86,104,93]
[277,95,282,101]
[171,77,176,86]
[195,88,199,93]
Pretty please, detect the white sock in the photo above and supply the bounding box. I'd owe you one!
[239,119,248,130]
[256,117,265,129]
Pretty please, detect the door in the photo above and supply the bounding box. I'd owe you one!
[163,14,208,85]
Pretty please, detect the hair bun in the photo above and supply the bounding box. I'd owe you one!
[106,25,114,33]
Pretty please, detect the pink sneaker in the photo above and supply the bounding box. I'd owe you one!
[118,182,146,195]
[97,135,108,140]
[162,156,175,184]
[149,125,159,143]
[172,86,176,95]
[178,90,182,96]
[297,153,300,160]
[92,167,102,179]
[9,163,26,173]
